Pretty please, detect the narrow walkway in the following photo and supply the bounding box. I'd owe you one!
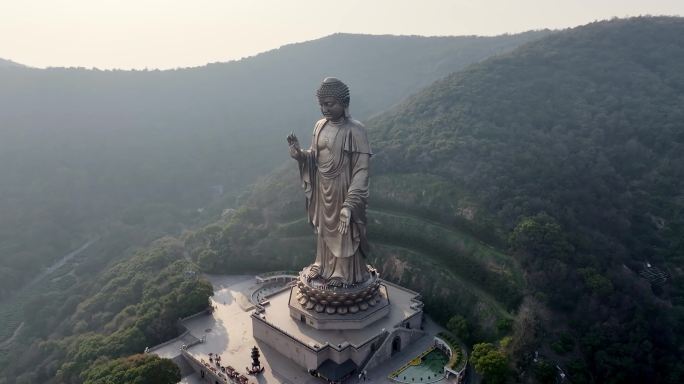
[374,242,513,320]
[0,237,99,342]
[26,237,99,289]
[0,322,23,350]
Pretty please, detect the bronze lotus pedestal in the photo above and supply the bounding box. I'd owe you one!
[289,265,391,330]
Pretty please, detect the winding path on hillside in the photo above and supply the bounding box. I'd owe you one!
[25,237,99,289]
[373,241,514,320]
[0,322,23,350]
[0,237,99,345]
[368,208,523,280]
[274,209,517,320]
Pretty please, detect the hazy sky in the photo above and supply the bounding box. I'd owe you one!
[1,0,682,69]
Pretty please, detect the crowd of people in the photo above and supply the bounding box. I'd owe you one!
[199,353,250,384]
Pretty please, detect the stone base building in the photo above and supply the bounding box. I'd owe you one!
[252,278,424,382]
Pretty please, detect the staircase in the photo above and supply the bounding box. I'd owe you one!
[358,329,389,372]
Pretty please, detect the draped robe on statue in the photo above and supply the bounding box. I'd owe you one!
[298,118,372,285]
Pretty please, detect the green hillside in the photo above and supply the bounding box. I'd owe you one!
[0,238,212,383]
[184,165,523,340]
[193,16,684,383]
[368,16,684,384]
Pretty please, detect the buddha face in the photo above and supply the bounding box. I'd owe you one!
[319,96,346,122]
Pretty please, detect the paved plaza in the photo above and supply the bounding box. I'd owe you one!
[152,274,456,384]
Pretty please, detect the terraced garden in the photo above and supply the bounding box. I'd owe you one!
[255,192,523,338]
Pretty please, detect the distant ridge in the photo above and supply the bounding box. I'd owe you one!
[0,32,550,71]
[0,29,547,299]
[0,58,25,68]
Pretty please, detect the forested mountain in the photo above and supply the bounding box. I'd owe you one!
[0,237,213,383]
[4,15,683,384]
[369,16,684,383]
[186,16,684,383]
[0,32,551,383]
[0,31,547,301]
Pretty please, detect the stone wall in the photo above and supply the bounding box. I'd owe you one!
[252,314,319,369]
[252,314,384,370]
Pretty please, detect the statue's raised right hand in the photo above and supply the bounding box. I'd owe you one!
[287,131,301,160]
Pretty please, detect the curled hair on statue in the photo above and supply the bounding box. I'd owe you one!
[316,77,350,107]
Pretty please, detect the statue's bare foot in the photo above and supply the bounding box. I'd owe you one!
[327,277,344,288]
[307,265,321,280]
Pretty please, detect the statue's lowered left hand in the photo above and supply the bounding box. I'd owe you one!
[337,207,351,234]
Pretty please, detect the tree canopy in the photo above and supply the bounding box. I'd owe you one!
[471,342,509,384]
[81,354,180,384]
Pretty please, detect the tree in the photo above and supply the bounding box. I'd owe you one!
[577,267,614,296]
[471,343,509,384]
[447,315,471,343]
[534,360,556,384]
[197,249,219,271]
[82,354,180,384]
[508,213,573,262]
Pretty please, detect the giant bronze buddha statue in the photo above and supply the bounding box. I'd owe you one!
[287,78,380,315]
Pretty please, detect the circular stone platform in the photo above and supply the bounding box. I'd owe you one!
[294,266,382,315]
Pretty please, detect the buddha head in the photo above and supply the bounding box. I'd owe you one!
[316,77,350,122]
